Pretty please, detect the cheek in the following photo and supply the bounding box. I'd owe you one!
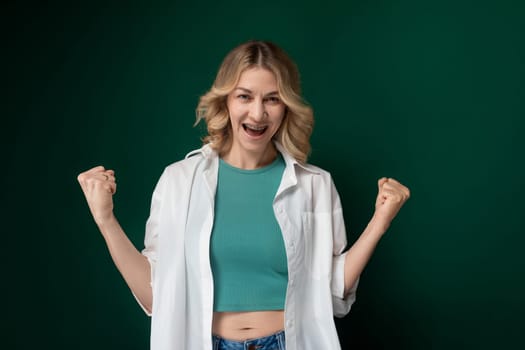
[273,106,286,125]
[228,103,246,121]
[229,114,240,129]
[227,106,240,124]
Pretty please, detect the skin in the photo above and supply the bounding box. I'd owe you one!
[77,67,410,342]
[213,68,288,339]
[221,67,286,169]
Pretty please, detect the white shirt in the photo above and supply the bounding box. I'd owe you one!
[135,142,358,350]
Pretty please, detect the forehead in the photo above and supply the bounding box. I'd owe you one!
[235,67,278,91]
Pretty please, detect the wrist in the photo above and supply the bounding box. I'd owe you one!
[368,213,391,236]
[95,213,118,231]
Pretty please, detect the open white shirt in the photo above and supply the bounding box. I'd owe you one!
[135,142,358,350]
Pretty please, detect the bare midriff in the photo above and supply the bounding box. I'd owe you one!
[212,310,285,341]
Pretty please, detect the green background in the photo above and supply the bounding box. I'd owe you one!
[5,0,524,349]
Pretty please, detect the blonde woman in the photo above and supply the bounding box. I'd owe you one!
[77,40,410,350]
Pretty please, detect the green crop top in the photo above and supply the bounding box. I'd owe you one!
[210,154,288,312]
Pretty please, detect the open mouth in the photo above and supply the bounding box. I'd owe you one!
[242,123,268,137]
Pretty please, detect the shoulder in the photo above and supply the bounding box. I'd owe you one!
[298,162,329,176]
[164,144,215,171]
[157,144,217,183]
[276,141,332,182]
[295,161,334,184]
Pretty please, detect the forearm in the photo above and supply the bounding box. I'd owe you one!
[343,214,389,296]
[97,215,152,313]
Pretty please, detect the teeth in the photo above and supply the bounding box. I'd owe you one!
[244,124,266,131]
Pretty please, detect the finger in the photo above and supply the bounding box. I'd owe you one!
[101,175,116,183]
[382,181,401,192]
[103,170,116,180]
[105,182,117,194]
[378,177,388,190]
[86,166,106,174]
[80,173,112,190]
[78,166,106,183]
[386,177,401,185]
[384,178,407,194]
[98,170,116,181]
[385,178,409,192]
[381,188,410,204]
[381,186,407,200]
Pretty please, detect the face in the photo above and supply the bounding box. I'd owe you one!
[226,67,286,163]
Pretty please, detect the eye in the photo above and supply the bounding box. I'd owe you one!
[265,96,281,104]
[237,94,251,101]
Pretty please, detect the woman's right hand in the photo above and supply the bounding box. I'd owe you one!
[77,166,117,226]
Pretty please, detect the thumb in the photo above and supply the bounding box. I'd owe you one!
[377,177,388,190]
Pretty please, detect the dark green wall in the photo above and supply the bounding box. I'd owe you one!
[5,1,524,349]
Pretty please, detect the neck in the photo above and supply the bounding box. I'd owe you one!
[221,144,278,170]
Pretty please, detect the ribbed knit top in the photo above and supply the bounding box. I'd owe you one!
[210,154,288,312]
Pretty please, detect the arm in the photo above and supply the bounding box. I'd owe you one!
[77,166,153,313]
[343,177,410,296]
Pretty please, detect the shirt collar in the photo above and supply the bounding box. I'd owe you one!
[185,141,320,175]
[274,141,320,175]
[185,143,216,160]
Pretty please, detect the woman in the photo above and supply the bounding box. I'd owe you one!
[77,40,410,350]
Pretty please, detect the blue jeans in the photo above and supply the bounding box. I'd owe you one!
[212,330,286,350]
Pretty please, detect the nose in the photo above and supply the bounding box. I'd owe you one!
[250,100,266,121]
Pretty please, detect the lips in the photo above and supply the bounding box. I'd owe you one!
[242,123,268,137]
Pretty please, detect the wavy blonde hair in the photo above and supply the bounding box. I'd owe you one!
[195,40,314,163]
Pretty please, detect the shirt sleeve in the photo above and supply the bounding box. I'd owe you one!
[332,250,359,317]
[132,169,167,316]
[330,180,359,318]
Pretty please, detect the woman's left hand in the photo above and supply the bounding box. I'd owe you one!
[373,177,411,229]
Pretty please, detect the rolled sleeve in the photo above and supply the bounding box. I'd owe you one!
[131,169,166,316]
[331,250,359,317]
[330,178,359,318]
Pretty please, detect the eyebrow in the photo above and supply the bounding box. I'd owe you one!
[234,87,279,96]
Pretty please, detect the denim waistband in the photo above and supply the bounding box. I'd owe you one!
[212,330,285,350]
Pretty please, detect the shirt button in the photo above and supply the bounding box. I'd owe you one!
[286,320,294,328]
